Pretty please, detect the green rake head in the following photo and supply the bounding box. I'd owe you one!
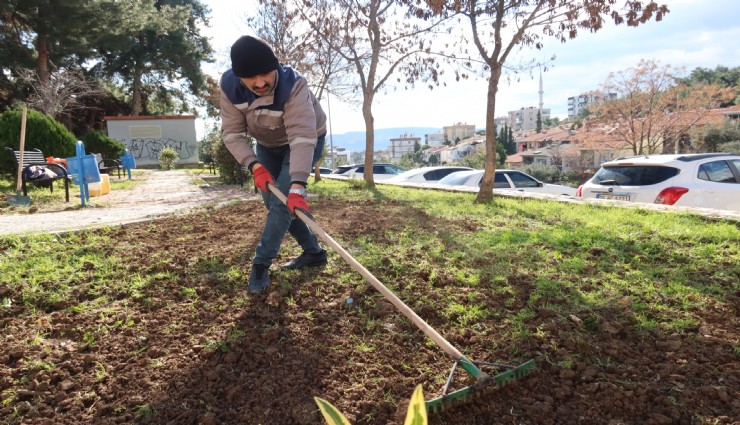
[425,357,536,415]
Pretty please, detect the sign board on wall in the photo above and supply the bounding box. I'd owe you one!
[104,115,198,166]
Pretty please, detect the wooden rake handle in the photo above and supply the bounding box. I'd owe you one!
[16,107,27,191]
[268,183,465,362]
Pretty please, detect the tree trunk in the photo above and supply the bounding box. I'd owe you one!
[36,36,50,84]
[362,91,375,185]
[476,65,501,203]
[131,62,143,116]
[314,163,321,182]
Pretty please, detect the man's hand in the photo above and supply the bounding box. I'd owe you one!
[252,164,274,192]
[287,193,309,214]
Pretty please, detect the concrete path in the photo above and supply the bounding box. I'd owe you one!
[0,170,258,236]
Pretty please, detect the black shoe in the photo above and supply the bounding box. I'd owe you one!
[247,264,270,293]
[280,250,328,270]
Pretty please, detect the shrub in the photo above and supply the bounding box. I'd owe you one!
[158,146,179,170]
[559,170,582,186]
[213,139,249,185]
[718,140,740,153]
[0,108,77,175]
[79,130,126,160]
[521,163,561,183]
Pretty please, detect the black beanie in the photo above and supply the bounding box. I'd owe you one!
[230,35,280,78]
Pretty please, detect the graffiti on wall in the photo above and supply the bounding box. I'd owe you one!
[128,138,196,161]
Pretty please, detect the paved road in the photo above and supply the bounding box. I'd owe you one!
[0,170,258,236]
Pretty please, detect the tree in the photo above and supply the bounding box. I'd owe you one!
[591,59,735,155]
[702,122,740,153]
[17,67,105,128]
[251,1,354,102]
[250,1,356,180]
[497,124,516,154]
[680,65,740,106]
[423,0,669,202]
[0,0,104,84]
[288,0,449,185]
[536,110,542,133]
[543,116,561,128]
[92,0,213,116]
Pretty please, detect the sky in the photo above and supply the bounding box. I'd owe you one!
[199,0,740,136]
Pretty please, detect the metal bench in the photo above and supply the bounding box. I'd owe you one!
[93,153,122,179]
[4,147,71,202]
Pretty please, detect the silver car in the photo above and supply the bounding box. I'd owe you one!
[385,166,473,184]
[438,169,577,196]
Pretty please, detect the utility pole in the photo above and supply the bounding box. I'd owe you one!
[327,93,335,168]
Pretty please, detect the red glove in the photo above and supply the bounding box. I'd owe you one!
[252,165,274,192]
[287,193,310,214]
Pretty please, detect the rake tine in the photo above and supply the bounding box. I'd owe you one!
[471,360,516,370]
[441,361,459,396]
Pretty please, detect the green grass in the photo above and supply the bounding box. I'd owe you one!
[307,179,739,337]
[0,171,145,214]
[2,176,739,346]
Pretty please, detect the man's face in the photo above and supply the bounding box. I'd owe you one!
[240,70,277,96]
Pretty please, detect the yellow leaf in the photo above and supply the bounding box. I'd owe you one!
[314,397,352,425]
[404,384,428,425]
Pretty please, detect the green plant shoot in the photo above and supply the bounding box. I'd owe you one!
[314,397,351,425]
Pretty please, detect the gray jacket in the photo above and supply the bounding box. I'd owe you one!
[219,65,327,183]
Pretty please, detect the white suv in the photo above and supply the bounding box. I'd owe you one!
[577,153,740,211]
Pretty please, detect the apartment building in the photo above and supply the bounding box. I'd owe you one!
[567,91,617,118]
[508,107,551,132]
[443,122,476,142]
[389,133,421,162]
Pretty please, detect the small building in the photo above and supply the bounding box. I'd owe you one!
[424,131,445,147]
[422,145,452,165]
[105,115,198,167]
[448,138,484,162]
[389,133,421,162]
[443,122,476,142]
[514,125,573,153]
[327,146,352,168]
[494,116,510,129]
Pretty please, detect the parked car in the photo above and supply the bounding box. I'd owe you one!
[332,165,357,176]
[317,167,334,175]
[385,166,473,184]
[437,169,577,196]
[576,153,740,211]
[334,163,406,180]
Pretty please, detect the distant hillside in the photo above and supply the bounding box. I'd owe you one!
[326,127,442,153]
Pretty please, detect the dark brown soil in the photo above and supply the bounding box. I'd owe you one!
[1,200,738,425]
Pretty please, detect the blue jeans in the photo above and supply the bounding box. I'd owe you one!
[253,136,325,266]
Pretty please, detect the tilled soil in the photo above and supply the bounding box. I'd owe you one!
[1,200,738,425]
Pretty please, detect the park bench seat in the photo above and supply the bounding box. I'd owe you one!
[93,153,122,179]
[4,147,71,202]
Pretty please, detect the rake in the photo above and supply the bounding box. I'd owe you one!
[268,184,535,414]
[7,106,32,207]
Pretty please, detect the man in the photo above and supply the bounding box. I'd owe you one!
[220,35,328,294]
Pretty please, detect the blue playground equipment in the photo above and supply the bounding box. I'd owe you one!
[66,141,101,207]
[119,149,136,180]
